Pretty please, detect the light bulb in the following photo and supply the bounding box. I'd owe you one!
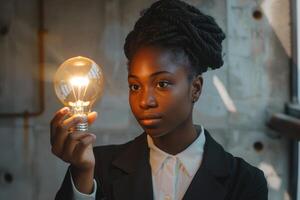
[54,56,104,132]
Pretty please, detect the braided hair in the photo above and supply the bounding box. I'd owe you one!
[124,0,226,81]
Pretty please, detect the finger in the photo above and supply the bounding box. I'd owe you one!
[51,113,79,147]
[51,107,70,128]
[79,133,96,147]
[73,134,96,158]
[61,132,90,162]
[61,114,85,131]
[51,127,68,156]
[52,116,84,155]
[87,111,98,125]
[50,107,70,134]
[50,107,69,147]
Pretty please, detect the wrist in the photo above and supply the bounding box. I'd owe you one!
[70,163,94,174]
[70,165,95,194]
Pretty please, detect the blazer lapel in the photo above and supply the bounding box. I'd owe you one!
[109,125,231,200]
[183,127,231,200]
[111,132,154,200]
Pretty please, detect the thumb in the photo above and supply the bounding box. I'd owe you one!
[87,111,98,125]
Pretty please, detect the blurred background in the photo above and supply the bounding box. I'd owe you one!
[0,0,299,199]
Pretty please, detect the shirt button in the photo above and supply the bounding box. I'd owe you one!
[164,194,171,200]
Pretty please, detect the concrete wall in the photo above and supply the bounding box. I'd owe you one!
[0,0,291,199]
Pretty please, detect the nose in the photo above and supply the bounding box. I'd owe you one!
[139,87,157,109]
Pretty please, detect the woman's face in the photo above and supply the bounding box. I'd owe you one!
[127,46,198,138]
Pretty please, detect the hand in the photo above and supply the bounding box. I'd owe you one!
[50,107,98,171]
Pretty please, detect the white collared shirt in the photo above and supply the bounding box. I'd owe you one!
[147,125,205,200]
[70,125,206,200]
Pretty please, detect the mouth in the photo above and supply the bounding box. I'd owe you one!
[139,117,162,127]
[139,116,162,127]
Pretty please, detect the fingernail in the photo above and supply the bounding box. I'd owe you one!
[92,111,98,117]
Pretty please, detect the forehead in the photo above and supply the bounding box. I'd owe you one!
[127,46,187,79]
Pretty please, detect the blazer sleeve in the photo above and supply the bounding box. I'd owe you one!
[246,169,268,200]
[55,165,75,200]
[55,165,106,200]
[237,168,268,200]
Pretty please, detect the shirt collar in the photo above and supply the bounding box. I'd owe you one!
[147,125,206,177]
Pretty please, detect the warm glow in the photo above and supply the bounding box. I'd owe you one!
[70,76,89,87]
[69,100,90,107]
[54,56,104,122]
[74,61,86,66]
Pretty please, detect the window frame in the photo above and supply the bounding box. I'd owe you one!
[290,0,300,199]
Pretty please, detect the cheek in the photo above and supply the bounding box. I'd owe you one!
[129,94,136,112]
[161,85,191,114]
[129,93,141,119]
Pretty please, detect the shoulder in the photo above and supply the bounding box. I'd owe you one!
[225,151,268,199]
[204,129,266,183]
[203,129,268,199]
[233,155,267,186]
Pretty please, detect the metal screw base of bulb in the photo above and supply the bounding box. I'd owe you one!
[75,117,88,132]
[75,122,88,132]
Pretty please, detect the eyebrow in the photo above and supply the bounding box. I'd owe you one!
[128,71,174,79]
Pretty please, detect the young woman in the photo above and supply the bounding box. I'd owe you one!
[51,0,268,199]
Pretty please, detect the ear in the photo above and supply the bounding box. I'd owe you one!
[191,74,203,103]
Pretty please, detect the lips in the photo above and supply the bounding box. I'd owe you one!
[139,114,162,127]
[139,114,162,120]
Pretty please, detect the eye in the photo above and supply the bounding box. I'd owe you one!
[129,84,140,91]
[157,81,171,88]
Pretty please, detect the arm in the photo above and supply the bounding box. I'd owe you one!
[69,168,97,200]
[55,166,102,200]
[240,168,268,200]
[50,108,100,199]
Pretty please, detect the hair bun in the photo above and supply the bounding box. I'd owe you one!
[124,0,226,74]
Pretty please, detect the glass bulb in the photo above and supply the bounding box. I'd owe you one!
[54,56,104,131]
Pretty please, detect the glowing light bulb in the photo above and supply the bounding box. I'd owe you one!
[54,56,104,131]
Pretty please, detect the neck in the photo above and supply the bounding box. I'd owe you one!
[151,115,199,155]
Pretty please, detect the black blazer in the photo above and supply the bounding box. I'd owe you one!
[55,124,268,200]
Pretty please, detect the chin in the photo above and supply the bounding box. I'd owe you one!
[143,127,168,138]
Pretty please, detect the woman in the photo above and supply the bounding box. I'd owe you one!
[51,0,268,199]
